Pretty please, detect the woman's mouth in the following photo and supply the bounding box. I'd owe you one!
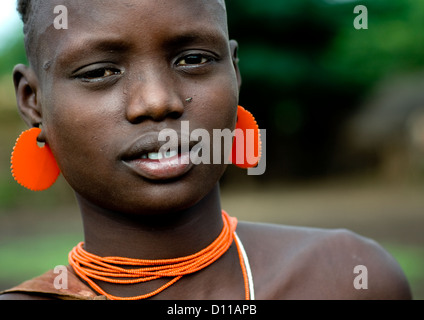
[140,150,179,160]
[124,150,193,181]
[121,133,195,181]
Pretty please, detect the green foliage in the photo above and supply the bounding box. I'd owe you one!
[0,233,82,287]
[226,0,424,178]
[0,29,27,110]
[0,34,27,76]
[384,243,424,299]
[325,0,424,87]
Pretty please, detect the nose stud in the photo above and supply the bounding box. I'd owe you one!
[185,97,193,103]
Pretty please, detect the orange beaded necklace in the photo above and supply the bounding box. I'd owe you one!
[68,211,251,300]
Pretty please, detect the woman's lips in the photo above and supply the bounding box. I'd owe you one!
[123,151,193,181]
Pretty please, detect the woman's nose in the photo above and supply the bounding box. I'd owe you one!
[125,72,185,123]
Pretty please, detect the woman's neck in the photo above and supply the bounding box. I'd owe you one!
[76,184,224,260]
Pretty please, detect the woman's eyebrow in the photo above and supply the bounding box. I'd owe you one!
[162,29,228,51]
[56,37,132,66]
[56,29,228,68]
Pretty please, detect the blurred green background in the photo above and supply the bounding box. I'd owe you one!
[1,0,423,299]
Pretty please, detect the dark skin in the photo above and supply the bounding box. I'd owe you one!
[1,0,412,300]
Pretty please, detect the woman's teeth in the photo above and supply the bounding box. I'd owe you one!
[141,150,178,160]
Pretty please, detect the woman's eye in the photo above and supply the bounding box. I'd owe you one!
[177,54,211,66]
[78,68,121,81]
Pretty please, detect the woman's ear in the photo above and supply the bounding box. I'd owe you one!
[13,64,43,129]
[229,40,242,91]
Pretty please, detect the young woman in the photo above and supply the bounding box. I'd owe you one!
[0,0,411,300]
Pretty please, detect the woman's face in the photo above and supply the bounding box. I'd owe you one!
[35,0,240,214]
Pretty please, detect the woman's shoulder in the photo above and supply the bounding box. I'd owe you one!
[237,221,412,300]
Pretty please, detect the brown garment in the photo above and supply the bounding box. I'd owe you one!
[0,266,107,300]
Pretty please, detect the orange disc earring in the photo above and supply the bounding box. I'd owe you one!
[11,127,60,191]
[230,106,262,169]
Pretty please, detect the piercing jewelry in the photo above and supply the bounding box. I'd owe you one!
[185,97,193,103]
[11,127,60,191]
[231,106,261,169]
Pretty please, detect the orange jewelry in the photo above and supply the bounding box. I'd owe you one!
[231,106,262,169]
[10,127,60,191]
[68,211,251,300]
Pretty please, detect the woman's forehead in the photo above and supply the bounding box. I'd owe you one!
[36,0,227,25]
[32,0,229,71]
[38,1,227,46]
